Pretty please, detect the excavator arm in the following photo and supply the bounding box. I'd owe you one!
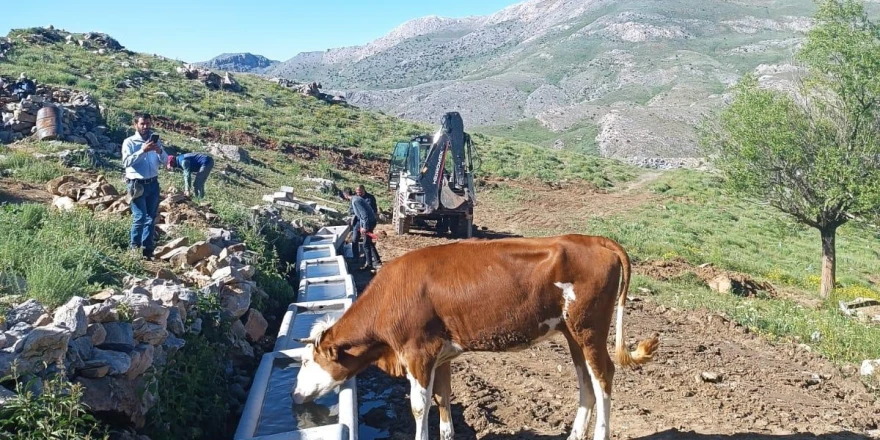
[418,112,470,213]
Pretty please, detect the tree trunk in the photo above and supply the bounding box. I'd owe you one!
[819,225,837,298]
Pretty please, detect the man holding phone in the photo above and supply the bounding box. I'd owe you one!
[122,112,168,259]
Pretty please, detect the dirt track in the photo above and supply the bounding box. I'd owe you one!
[352,211,880,440]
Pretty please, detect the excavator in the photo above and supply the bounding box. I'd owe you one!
[386,112,476,238]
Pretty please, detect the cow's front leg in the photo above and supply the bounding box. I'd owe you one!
[407,357,437,440]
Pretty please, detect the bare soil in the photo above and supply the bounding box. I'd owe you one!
[0,178,55,205]
[350,205,879,440]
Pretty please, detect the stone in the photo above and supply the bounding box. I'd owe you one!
[125,344,154,380]
[184,241,214,266]
[205,142,249,163]
[861,359,880,377]
[46,175,76,196]
[114,294,168,326]
[33,313,52,327]
[708,275,733,294]
[162,334,185,355]
[220,285,252,321]
[52,296,87,338]
[231,320,247,340]
[155,268,179,282]
[79,364,110,378]
[84,301,118,323]
[243,309,268,343]
[90,348,131,375]
[87,323,106,347]
[76,376,154,428]
[52,196,77,211]
[700,372,723,383]
[69,336,93,362]
[150,283,186,308]
[0,386,16,405]
[166,308,185,336]
[21,326,71,366]
[153,237,188,259]
[90,288,118,302]
[7,299,47,326]
[132,317,168,346]
[98,322,135,353]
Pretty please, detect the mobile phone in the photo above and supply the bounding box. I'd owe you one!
[149,133,160,143]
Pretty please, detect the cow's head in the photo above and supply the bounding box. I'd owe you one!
[292,316,348,404]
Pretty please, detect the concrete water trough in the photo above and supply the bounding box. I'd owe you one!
[298,256,347,280]
[303,234,338,249]
[234,349,358,440]
[296,244,337,264]
[274,299,353,352]
[295,275,356,308]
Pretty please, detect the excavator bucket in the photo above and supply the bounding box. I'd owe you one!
[419,112,467,213]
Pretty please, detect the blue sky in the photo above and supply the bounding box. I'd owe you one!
[0,0,520,63]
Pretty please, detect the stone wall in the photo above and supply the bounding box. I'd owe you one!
[0,75,120,158]
[0,226,285,428]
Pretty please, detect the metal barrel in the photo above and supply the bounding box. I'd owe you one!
[35,105,63,141]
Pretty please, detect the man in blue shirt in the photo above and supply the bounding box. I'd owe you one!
[121,112,168,259]
[166,152,215,198]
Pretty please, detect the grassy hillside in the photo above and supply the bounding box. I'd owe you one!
[0,27,635,186]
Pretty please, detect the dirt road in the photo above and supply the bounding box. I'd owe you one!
[352,218,879,440]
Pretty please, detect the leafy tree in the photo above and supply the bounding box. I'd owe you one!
[708,0,880,298]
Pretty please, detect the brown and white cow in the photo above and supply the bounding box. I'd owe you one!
[292,234,660,440]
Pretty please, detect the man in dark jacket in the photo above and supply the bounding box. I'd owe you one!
[343,187,382,271]
[167,152,214,198]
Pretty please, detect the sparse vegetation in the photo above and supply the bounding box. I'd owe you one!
[0,372,109,440]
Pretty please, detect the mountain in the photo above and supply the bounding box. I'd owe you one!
[198,52,278,73]
[217,0,837,164]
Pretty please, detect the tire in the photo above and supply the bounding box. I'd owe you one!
[392,197,410,235]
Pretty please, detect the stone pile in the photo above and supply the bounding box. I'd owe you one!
[177,64,241,92]
[259,185,345,224]
[65,32,124,52]
[270,78,347,105]
[45,173,221,227]
[0,76,119,157]
[0,229,271,426]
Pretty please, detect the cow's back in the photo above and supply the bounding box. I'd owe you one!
[359,234,623,352]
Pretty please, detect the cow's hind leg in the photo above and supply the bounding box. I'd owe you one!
[407,356,437,440]
[563,331,597,440]
[433,361,454,440]
[584,352,614,440]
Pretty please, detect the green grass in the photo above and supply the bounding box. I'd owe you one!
[480,169,880,365]
[635,274,880,363]
[0,151,68,183]
[474,118,600,155]
[0,203,143,307]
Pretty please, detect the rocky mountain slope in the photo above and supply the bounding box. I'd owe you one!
[213,0,841,164]
[198,53,278,73]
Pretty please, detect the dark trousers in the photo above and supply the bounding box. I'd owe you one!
[192,159,214,198]
[129,178,160,256]
[350,220,361,258]
[362,225,381,268]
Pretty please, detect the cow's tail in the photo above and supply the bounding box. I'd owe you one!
[602,237,660,368]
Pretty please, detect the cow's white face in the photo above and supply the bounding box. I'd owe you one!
[292,345,345,404]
